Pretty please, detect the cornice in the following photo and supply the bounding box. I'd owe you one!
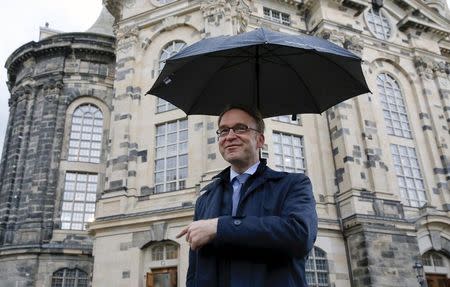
[398,13,450,37]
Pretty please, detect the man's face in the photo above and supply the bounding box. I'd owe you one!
[218,109,265,170]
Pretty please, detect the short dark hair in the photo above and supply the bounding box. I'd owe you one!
[218,105,265,133]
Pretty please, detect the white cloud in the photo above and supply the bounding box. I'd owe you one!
[0,0,103,152]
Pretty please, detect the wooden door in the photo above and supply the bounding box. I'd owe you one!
[146,268,177,287]
[426,274,448,287]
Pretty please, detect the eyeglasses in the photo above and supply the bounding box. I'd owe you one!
[216,124,260,137]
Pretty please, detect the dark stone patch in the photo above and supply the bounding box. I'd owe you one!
[208,153,216,160]
[328,111,335,120]
[137,150,147,162]
[433,168,446,174]
[128,171,136,177]
[182,201,193,207]
[381,251,395,258]
[207,122,215,130]
[437,182,448,189]
[122,271,130,278]
[331,128,350,140]
[364,120,376,128]
[419,112,429,119]
[443,204,450,211]
[113,155,128,165]
[344,156,354,163]
[110,180,123,189]
[433,188,440,194]
[141,186,153,196]
[422,125,432,131]
[335,168,345,184]
[443,106,450,111]
[332,147,339,156]
[207,137,215,144]
[361,172,366,179]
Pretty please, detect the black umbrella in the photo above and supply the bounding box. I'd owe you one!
[148,28,370,118]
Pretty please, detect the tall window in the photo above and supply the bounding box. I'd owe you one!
[366,8,392,40]
[306,247,329,287]
[157,41,186,112]
[391,144,427,207]
[155,119,188,193]
[263,7,290,26]
[151,242,178,261]
[61,172,97,230]
[377,73,412,138]
[273,132,306,173]
[51,268,88,287]
[68,104,103,163]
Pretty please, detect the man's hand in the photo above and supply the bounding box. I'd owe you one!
[176,218,218,251]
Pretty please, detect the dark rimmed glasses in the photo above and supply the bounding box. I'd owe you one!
[216,124,260,138]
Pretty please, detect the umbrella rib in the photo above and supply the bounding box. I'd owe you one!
[271,54,322,113]
[307,49,369,95]
[186,51,248,115]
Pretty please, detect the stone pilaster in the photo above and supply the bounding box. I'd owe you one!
[414,56,449,205]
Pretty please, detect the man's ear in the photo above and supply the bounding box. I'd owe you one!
[257,133,265,149]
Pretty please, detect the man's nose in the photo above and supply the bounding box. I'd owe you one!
[224,129,238,140]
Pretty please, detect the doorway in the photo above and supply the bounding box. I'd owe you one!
[146,267,177,287]
[426,274,449,287]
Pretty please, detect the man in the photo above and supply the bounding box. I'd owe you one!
[177,106,317,287]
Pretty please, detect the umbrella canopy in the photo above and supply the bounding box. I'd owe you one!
[148,28,370,118]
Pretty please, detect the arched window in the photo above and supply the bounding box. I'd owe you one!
[423,251,445,267]
[156,41,187,113]
[151,242,178,261]
[366,8,392,40]
[51,268,88,287]
[159,40,186,72]
[68,104,103,163]
[377,73,412,139]
[306,247,329,287]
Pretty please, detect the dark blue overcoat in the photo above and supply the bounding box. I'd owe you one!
[187,163,318,287]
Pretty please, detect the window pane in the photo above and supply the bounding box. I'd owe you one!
[60,172,98,231]
[154,120,189,192]
[273,132,306,173]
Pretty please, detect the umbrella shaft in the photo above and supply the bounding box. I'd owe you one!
[255,45,260,110]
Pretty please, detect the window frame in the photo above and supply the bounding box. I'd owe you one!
[390,144,427,207]
[154,118,188,193]
[51,268,89,287]
[365,8,392,40]
[306,247,330,287]
[263,7,291,26]
[377,73,413,139]
[272,131,307,174]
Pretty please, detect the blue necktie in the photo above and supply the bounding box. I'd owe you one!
[232,173,250,216]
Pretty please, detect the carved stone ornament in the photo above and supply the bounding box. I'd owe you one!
[229,0,251,34]
[414,56,434,80]
[432,61,450,76]
[43,80,64,99]
[116,24,139,54]
[201,0,230,26]
[318,29,345,47]
[344,35,364,55]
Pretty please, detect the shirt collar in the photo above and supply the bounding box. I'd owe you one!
[230,161,260,182]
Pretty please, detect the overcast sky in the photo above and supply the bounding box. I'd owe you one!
[0,1,450,153]
[0,0,103,152]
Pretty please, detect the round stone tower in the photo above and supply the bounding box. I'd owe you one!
[0,8,115,286]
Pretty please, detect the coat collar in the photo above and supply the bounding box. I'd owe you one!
[212,159,285,183]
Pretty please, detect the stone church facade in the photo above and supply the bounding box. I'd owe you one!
[1,0,450,286]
